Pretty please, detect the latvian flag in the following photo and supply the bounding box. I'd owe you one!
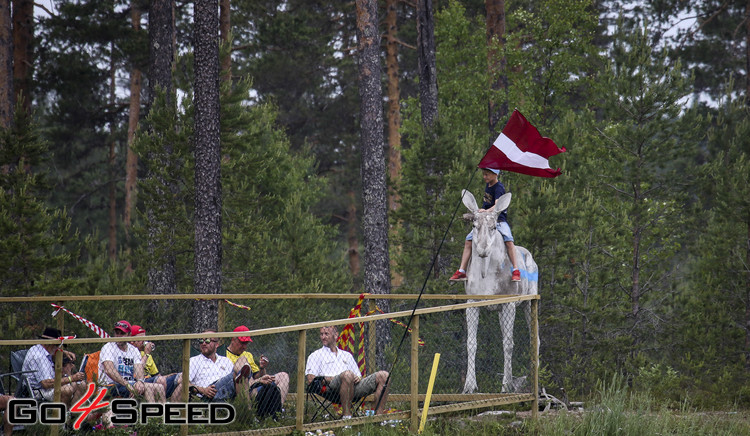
[478,110,566,178]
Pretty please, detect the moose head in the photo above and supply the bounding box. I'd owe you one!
[461,189,512,259]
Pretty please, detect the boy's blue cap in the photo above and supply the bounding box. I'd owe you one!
[482,168,500,175]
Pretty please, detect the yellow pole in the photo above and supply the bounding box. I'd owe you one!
[418,353,440,434]
[531,298,539,419]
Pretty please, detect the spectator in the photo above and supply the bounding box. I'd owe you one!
[98,320,165,403]
[188,331,252,401]
[305,326,390,418]
[21,327,86,406]
[129,325,182,402]
[225,325,289,404]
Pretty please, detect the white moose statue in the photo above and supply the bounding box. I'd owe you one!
[460,189,539,394]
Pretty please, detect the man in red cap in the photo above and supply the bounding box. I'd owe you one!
[225,325,289,414]
[129,324,182,402]
[98,320,165,403]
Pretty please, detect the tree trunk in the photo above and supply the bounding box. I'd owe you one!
[146,0,177,295]
[12,0,31,112]
[385,0,404,287]
[108,47,117,262]
[486,0,507,140]
[0,0,11,128]
[746,0,750,102]
[219,0,231,81]
[416,0,438,130]
[124,4,142,272]
[356,0,391,367]
[193,0,222,333]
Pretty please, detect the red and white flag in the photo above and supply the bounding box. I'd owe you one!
[478,110,566,178]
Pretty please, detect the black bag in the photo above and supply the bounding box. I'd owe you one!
[254,382,283,420]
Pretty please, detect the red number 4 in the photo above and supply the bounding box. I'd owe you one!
[70,382,110,430]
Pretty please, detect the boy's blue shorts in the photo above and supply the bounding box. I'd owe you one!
[466,222,514,242]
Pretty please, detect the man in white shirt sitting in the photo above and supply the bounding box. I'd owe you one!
[188,331,253,401]
[22,327,86,405]
[305,326,390,418]
[98,320,165,403]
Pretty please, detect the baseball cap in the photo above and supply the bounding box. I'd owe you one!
[130,325,146,336]
[114,320,131,334]
[482,168,500,175]
[233,325,253,342]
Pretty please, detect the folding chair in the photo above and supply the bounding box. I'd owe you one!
[305,376,367,422]
[0,350,41,400]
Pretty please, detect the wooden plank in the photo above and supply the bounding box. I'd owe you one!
[0,296,539,346]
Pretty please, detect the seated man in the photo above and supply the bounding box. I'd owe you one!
[21,327,87,405]
[129,325,182,402]
[98,320,165,403]
[305,326,390,418]
[188,331,253,401]
[225,325,289,404]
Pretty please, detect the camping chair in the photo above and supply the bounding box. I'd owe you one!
[305,376,367,423]
[0,349,42,400]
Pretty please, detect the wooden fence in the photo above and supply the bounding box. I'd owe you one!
[0,293,539,435]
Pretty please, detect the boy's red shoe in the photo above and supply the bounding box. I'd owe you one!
[449,270,467,281]
[512,269,521,281]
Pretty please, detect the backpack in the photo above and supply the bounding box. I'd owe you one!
[254,382,283,420]
[84,351,101,383]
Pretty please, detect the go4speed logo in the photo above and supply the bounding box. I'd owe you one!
[8,383,235,428]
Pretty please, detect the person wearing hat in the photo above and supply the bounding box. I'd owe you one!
[225,325,290,408]
[98,320,165,403]
[449,168,522,282]
[21,327,86,405]
[188,330,255,401]
[129,324,183,402]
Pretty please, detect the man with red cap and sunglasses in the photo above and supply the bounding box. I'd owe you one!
[225,325,289,417]
[98,320,165,403]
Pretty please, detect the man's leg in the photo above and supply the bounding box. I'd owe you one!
[273,372,290,404]
[335,371,357,416]
[0,395,13,436]
[353,371,390,415]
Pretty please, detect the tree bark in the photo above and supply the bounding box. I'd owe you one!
[486,0,507,140]
[356,0,391,366]
[12,0,32,112]
[0,0,11,128]
[416,0,438,130]
[146,0,176,295]
[219,0,231,81]
[193,0,222,333]
[124,4,142,272]
[108,47,117,262]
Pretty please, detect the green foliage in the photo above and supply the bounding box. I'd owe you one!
[0,108,80,295]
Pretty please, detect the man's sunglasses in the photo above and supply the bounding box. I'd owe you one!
[198,339,218,344]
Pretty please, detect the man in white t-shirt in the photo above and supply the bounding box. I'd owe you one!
[189,330,253,401]
[305,326,390,418]
[98,320,165,403]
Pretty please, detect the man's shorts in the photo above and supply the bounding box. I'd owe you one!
[145,374,179,399]
[328,372,379,400]
[466,221,514,242]
[108,380,137,398]
[210,372,236,401]
[37,387,55,402]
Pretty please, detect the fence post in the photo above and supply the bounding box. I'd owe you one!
[296,329,306,431]
[180,338,190,436]
[410,314,419,433]
[531,298,539,419]
[218,299,225,333]
[368,298,376,373]
[51,345,62,436]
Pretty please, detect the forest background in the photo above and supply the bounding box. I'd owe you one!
[1,0,749,411]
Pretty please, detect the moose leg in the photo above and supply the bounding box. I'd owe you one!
[463,306,479,394]
[499,302,516,392]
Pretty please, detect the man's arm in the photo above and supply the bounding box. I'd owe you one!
[102,360,131,386]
